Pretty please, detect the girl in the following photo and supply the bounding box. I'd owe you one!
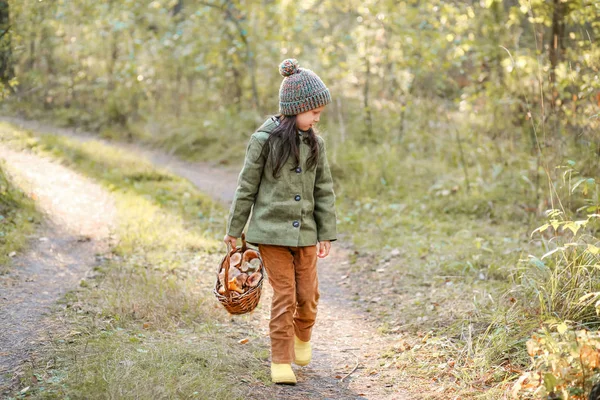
[223,58,337,385]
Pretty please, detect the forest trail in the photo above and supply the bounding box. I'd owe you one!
[0,116,239,204]
[0,117,412,399]
[0,143,117,389]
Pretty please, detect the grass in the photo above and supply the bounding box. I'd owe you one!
[0,123,273,399]
[0,160,40,273]
[1,95,598,398]
[316,102,597,397]
[327,118,598,397]
[2,100,257,166]
[335,201,540,398]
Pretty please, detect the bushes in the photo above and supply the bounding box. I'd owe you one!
[513,327,600,399]
[511,210,600,399]
[518,211,600,325]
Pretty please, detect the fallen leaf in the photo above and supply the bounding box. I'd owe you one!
[581,344,600,368]
[421,332,432,343]
[238,338,249,344]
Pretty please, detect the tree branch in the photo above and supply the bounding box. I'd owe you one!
[0,25,11,41]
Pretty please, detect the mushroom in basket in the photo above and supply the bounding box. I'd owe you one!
[247,271,262,287]
[218,265,247,294]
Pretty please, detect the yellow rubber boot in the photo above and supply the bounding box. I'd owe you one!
[294,336,312,366]
[271,363,297,385]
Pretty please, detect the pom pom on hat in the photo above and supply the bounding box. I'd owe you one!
[279,58,299,77]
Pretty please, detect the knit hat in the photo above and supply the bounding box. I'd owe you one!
[278,59,331,116]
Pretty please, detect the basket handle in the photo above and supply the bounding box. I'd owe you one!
[223,233,248,298]
[241,232,247,252]
[224,241,232,297]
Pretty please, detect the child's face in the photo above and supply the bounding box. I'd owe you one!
[296,105,325,131]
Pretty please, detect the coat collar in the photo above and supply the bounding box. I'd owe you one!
[257,116,306,137]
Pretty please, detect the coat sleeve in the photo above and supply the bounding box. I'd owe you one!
[313,137,338,242]
[226,135,265,238]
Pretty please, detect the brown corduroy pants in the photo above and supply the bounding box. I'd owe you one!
[257,244,319,364]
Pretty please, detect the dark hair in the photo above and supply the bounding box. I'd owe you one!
[259,114,320,179]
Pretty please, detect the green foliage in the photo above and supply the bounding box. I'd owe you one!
[0,77,18,99]
[5,0,599,154]
[0,159,39,272]
[507,209,600,399]
[517,211,600,325]
[513,326,600,399]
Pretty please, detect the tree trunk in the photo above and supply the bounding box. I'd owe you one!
[174,64,183,119]
[223,1,260,113]
[492,0,504,85]
[0,1,13,84]
[363,55,373,139]
[549,0,566,134]
[232,65,242,112]
[247,47,260,113]
[172,0,183,17]
[336,97,346,144]
[381,24,397,100]
[106,33,119,91]
[549,0,565,86]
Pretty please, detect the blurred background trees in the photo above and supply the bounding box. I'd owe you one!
[3,0,599,213]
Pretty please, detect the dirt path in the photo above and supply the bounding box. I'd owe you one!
[0,116,239,203]
[1,117,411,399]
[255,248,409,400]
[0,144,117,390]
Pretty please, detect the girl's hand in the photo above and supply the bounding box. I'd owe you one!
[223,234,237,249]
[317,240,331,258]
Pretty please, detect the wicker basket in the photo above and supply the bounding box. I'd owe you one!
[213,233,265,315]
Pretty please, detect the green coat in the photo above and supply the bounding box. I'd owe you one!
[226,116,338,247]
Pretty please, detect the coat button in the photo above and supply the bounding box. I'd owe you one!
[292,221,300,228]
[294,195,301,201]
[295,167,302,173]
